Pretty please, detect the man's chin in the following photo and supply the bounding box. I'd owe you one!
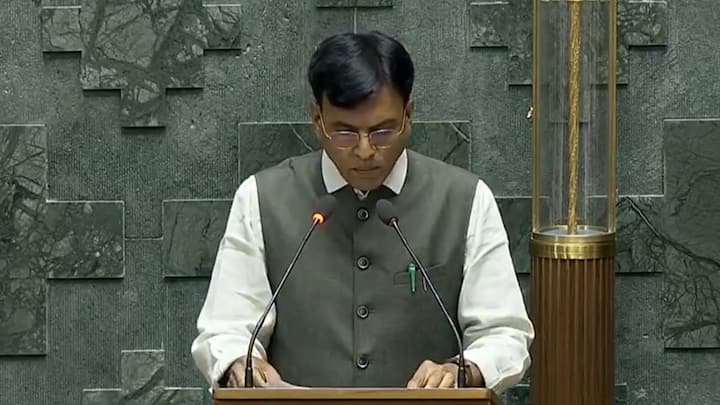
[347,178,384,193]
[345,168,388,192]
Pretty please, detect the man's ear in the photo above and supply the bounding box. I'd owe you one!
[405,96,414,118]
[404,97,414,135]
[309,99,323,140]
[309,99,321,126]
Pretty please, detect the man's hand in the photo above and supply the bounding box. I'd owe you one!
[407,360,459,388]
[407,359,485,388]
[224,356,282,388]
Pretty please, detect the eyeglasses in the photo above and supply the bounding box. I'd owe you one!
[318,110,408,150]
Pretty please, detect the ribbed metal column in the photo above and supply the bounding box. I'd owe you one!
[530,243,615,405]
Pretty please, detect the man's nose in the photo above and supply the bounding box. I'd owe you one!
[353,135,375,160]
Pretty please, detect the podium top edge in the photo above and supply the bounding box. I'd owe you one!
[213,387,496,400]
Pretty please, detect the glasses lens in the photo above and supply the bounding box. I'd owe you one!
[370,130,396,146]
[331,131,357,148]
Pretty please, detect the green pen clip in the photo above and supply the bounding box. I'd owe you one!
[408,262,417,294]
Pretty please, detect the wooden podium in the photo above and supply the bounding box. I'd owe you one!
[213,388,500,404]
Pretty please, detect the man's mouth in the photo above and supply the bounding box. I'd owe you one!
[352,167,381,177]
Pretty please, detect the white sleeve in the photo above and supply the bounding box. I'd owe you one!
[459,180,535,394]
[190,175,275,388]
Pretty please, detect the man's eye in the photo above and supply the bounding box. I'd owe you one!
[332,131,357,138]
[371,130,394,138]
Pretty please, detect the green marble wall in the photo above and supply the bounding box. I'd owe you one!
[1,1,718,404]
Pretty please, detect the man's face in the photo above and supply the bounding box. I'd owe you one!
[311,85,412,191]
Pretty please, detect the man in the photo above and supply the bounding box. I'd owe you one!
[191,31,533,393]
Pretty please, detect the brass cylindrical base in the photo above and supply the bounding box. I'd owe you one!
[530,253,615,405]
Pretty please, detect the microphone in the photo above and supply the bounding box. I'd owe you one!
[375,199,467,388]
[243,194,337,388]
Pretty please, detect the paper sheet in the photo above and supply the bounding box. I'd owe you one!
[262,379,308,389]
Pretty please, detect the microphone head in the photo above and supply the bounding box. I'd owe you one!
[312,194,337,224]
[375,199,398,226]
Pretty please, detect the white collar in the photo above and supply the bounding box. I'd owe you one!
[321,149,407,196]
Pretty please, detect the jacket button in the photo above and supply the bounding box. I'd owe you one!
[356,208,369,221]
[356,356,369,369]
[356,256,370,270]
[356,305,369,319]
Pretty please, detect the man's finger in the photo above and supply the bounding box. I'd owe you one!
[407,360,434,388]
[424,370,445,388]
[253,368,268,387]
[439,371,455,388]
[227,370,238,387]
[263,364,283,385]
[407,369,426,388]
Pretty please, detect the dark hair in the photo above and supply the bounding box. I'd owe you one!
[308,31,414,109]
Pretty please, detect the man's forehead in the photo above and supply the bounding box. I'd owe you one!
[324,111,400,128]
[321,91,404,126]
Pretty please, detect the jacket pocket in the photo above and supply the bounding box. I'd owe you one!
[392,262,447,285]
